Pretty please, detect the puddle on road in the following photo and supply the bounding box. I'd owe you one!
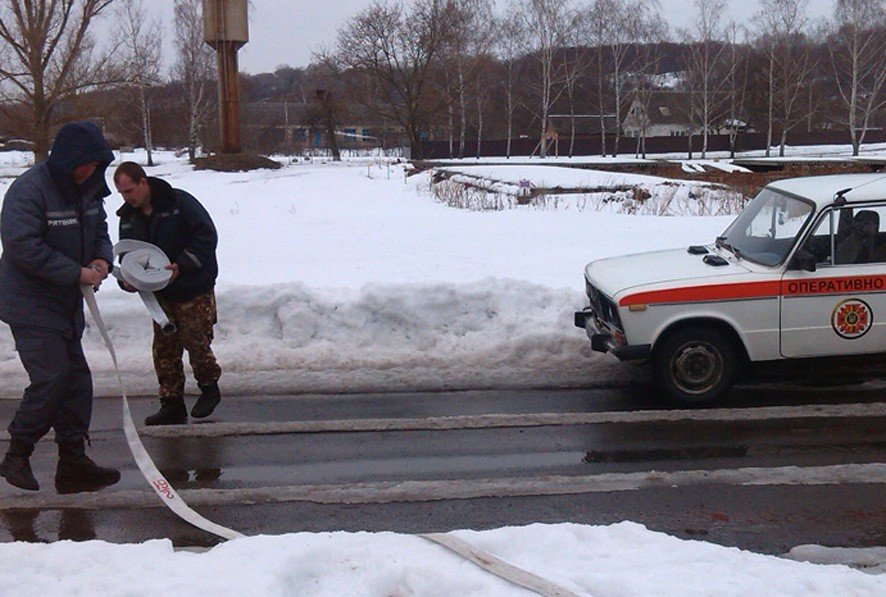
[584,445,748,463]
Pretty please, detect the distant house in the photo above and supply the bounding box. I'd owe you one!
[621,92,694,138]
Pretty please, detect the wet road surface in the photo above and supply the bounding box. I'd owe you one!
[0,380,883,556]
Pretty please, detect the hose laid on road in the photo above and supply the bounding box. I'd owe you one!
[87,248,588,587]
[420,533,580,597]
[111,239,176,334]
[81,282,243,541]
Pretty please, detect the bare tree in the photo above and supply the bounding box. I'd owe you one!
[493,10,526,159]
[0,0,118,160]
[308,88,342,160]
[827,0,886,155]
[519,0,570,158]
[755,0,814,157]
[302,62,348,160]
[329,0,461,159]
[444,0,493,157]
[115,0,163,166]
[682,0,730,158]
[559,11,588,158]
[583,0,611,156]
[722,21,750,158]
[174,0,216,161]
[583,0,651,157]
[627,7,668,159]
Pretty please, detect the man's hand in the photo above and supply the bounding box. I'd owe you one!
[165,262,180,283]
[88,259,110,278]
[79,266,104,289]
[80,259,109,290]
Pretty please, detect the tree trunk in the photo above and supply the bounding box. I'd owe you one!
[32,98,52,163]
[139,85,155,167]
[506,82,513,159]
[766,55,774,158]
[325,120,341,161]
[458,66,466,159]
[188,103,199,162]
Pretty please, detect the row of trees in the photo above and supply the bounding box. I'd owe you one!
[0,0,882,160]
[0,0,215,161]
[327,0,884,157]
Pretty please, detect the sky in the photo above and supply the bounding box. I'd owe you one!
[1,145,885,591]
[131,0,837,76]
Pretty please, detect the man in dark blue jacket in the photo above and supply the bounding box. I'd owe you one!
[0,121,121,492]
[113,161,222,426]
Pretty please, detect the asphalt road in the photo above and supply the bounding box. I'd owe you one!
[0,380,883,556]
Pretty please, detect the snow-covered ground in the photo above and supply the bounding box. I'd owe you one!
[0,147,884,594]
[0,150,733,398]
[0,522,883,596]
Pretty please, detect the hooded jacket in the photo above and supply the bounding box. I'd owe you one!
[116,177,218,302]
[0,121,114,337]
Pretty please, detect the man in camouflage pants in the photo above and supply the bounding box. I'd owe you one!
[114,162,222,425]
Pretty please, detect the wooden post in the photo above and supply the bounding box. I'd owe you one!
[217,40,242,153]
[203,0,248,154]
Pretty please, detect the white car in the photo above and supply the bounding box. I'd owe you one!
[575,172,886,404]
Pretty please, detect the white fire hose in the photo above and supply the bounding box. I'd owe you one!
[111,239,176,334]
[83,243,577,592]
[81,240,243,541]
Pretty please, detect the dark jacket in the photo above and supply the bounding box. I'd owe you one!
[116,177,218,302]
[0,121,114,337]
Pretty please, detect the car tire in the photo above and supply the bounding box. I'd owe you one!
[653,326,740,405]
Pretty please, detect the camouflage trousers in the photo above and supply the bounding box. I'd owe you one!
[153,290,221,400]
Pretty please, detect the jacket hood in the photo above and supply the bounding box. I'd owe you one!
[46,121,114,202]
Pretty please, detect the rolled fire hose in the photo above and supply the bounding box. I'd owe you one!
[111,239,176,334]
[82,262,243,541]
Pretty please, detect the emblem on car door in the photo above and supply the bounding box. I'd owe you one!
[831,299,873,339]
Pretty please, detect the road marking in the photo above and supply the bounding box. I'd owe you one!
[135,401,886,438]
[1,462,882,510]
[4,402,877,441]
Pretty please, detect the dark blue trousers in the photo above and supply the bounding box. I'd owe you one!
[7,326,92,445]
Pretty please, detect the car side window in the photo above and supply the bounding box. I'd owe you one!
[808,205,886,266]
[835,205,885,265]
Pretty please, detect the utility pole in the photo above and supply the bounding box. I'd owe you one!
[203,0,248,154]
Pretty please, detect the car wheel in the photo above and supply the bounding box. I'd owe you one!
[653,326,739,405]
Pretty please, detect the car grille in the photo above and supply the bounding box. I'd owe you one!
[585,278,622,330]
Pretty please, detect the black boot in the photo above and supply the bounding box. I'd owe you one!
[55,438,121,494]
[145,397,188,426]
[0,438,39,491]
[191,383,221,419]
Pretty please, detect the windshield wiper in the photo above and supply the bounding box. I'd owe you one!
[715,236,742,260]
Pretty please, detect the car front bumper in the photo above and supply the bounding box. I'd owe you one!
[574,307,650,361]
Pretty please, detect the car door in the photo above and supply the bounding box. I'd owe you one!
[781,203,886,358]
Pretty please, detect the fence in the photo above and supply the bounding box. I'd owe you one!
[418,129,886,160]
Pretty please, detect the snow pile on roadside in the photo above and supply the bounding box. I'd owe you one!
[0,522,881,596]
[0,279,635,398]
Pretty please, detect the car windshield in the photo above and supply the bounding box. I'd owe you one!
[718,189,814,266]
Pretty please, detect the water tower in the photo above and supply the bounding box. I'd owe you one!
[203,0,248,154]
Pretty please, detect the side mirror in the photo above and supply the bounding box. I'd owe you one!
[790,248,817,272]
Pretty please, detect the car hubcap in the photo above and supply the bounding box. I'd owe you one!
[671,342,723,394]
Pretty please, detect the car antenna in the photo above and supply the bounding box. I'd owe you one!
[833,187,852,206]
